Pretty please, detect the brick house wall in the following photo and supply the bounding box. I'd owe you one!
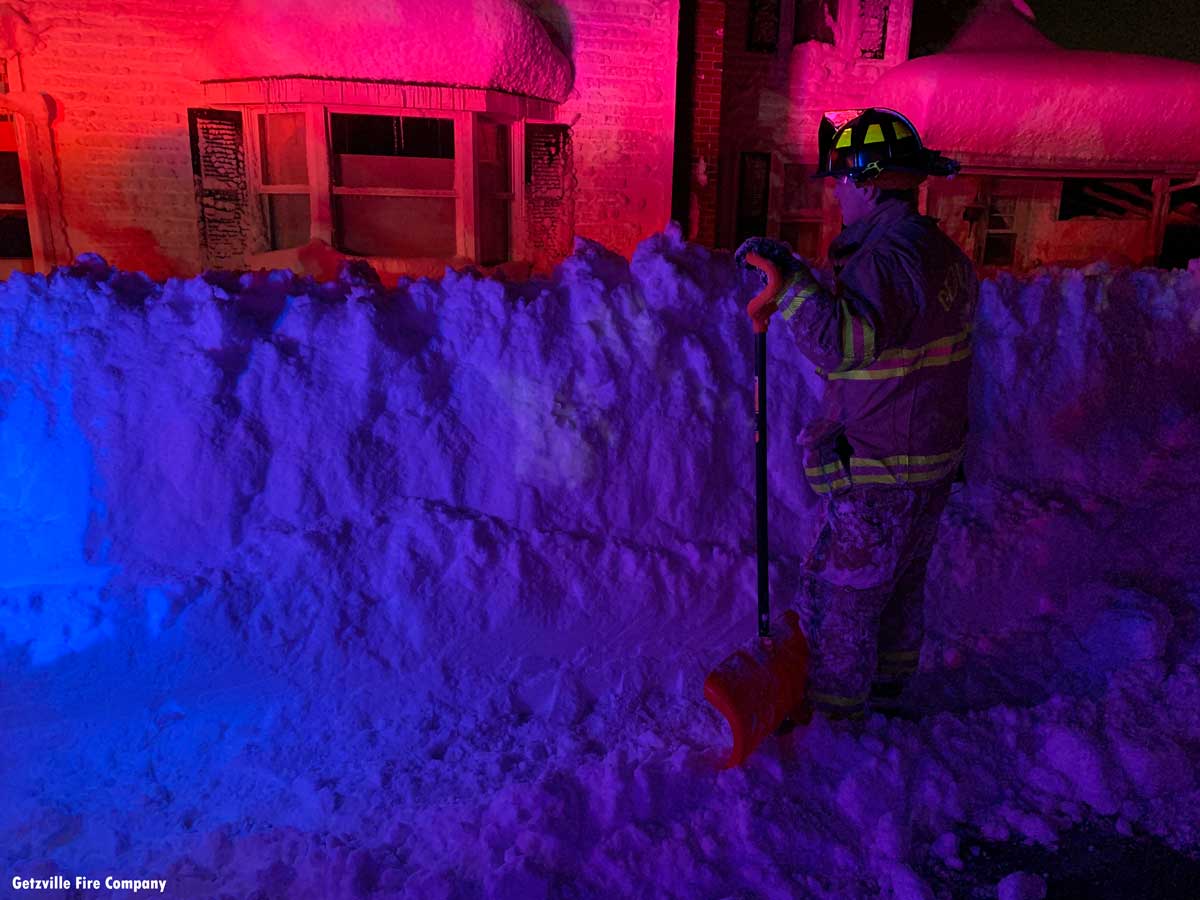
[7,0,680,278]
[14,0,213,278]
[551,0,680,259]
[714,0,913,254]
[688,0,727,247]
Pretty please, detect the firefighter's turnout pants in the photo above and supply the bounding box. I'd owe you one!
[798,481,951,720]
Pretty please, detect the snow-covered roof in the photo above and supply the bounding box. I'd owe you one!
[868,1,1200,172]
[195,0,573,103]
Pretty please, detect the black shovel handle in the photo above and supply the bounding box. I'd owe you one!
[754,330,769,637]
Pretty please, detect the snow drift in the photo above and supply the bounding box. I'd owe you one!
[2,231,1200,898]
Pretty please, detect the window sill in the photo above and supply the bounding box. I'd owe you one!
[246,240,528,286]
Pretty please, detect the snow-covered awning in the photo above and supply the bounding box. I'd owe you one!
[868,50,1200,174]
[193,0,573,104]
[866,0,1200,175]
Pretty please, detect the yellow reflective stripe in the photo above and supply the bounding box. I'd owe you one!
[893,121,913,139]
[810,691,869,708]
[804,460,845,476]
[781,282,817,321]
[808,450,961,493]
[825,345,971,381]
[849,450,961,468]
[864,123,885,143]
[834,305,856,371]
[873,327,972,363]
[863,318,875,365]
[809,477,851,494]
[836,129,854,148]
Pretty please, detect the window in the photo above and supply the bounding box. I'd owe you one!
[1058,178,1152,220]
[258,112,310,250]
[226,93,527,267]
[476,119,512,266]
[981,197,1017,266]
[747,0,781,51]
[794,0,837,44]
[0,58,31,276]
[330,113,457,258]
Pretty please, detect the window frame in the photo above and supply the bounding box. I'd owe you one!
[242,99,527,264]
[0,58,68,273]
[980,196,1018,267]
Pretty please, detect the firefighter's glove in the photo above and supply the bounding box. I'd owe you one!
[735,237,801,287]
[734,237,814,333]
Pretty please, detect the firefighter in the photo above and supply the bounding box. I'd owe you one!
[735,108,978,721]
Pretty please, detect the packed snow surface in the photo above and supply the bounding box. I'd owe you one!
[195,0,573,102]
[3,231,1200,898]
[869,0,1200,169]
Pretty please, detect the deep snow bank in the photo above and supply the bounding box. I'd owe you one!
[3,233,1198,666]
[3,232,1200,899]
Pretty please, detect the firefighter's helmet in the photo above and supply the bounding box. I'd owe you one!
[812,108,960,189]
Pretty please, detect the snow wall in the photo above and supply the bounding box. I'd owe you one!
[4,227,1200,898]
[2,228,1199,667]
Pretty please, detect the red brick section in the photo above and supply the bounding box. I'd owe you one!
[554,0,680,260]
[18,0,681,275]
[713,0,913,252]
[689,0,726,246]
[16,0,212,278]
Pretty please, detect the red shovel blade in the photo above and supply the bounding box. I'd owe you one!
[703,609,810,769]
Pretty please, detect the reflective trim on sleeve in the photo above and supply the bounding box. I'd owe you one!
[822,326,972,381]
[780,279,818,320]
[832,304,857,372]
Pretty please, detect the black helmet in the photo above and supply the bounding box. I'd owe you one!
[812,108,960,187]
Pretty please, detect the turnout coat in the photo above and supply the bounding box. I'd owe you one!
[776,198,980,495]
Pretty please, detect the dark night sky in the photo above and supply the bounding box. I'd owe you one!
[910,0,1200,64]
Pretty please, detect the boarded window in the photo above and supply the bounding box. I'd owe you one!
[333,196,456,258]
[747,0,781,51]
[795,0,837,44]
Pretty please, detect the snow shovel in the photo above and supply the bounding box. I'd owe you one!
[703,254,810,769]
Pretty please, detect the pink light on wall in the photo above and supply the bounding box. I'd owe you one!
[870,49,1200,171]
[193,0,573,103]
